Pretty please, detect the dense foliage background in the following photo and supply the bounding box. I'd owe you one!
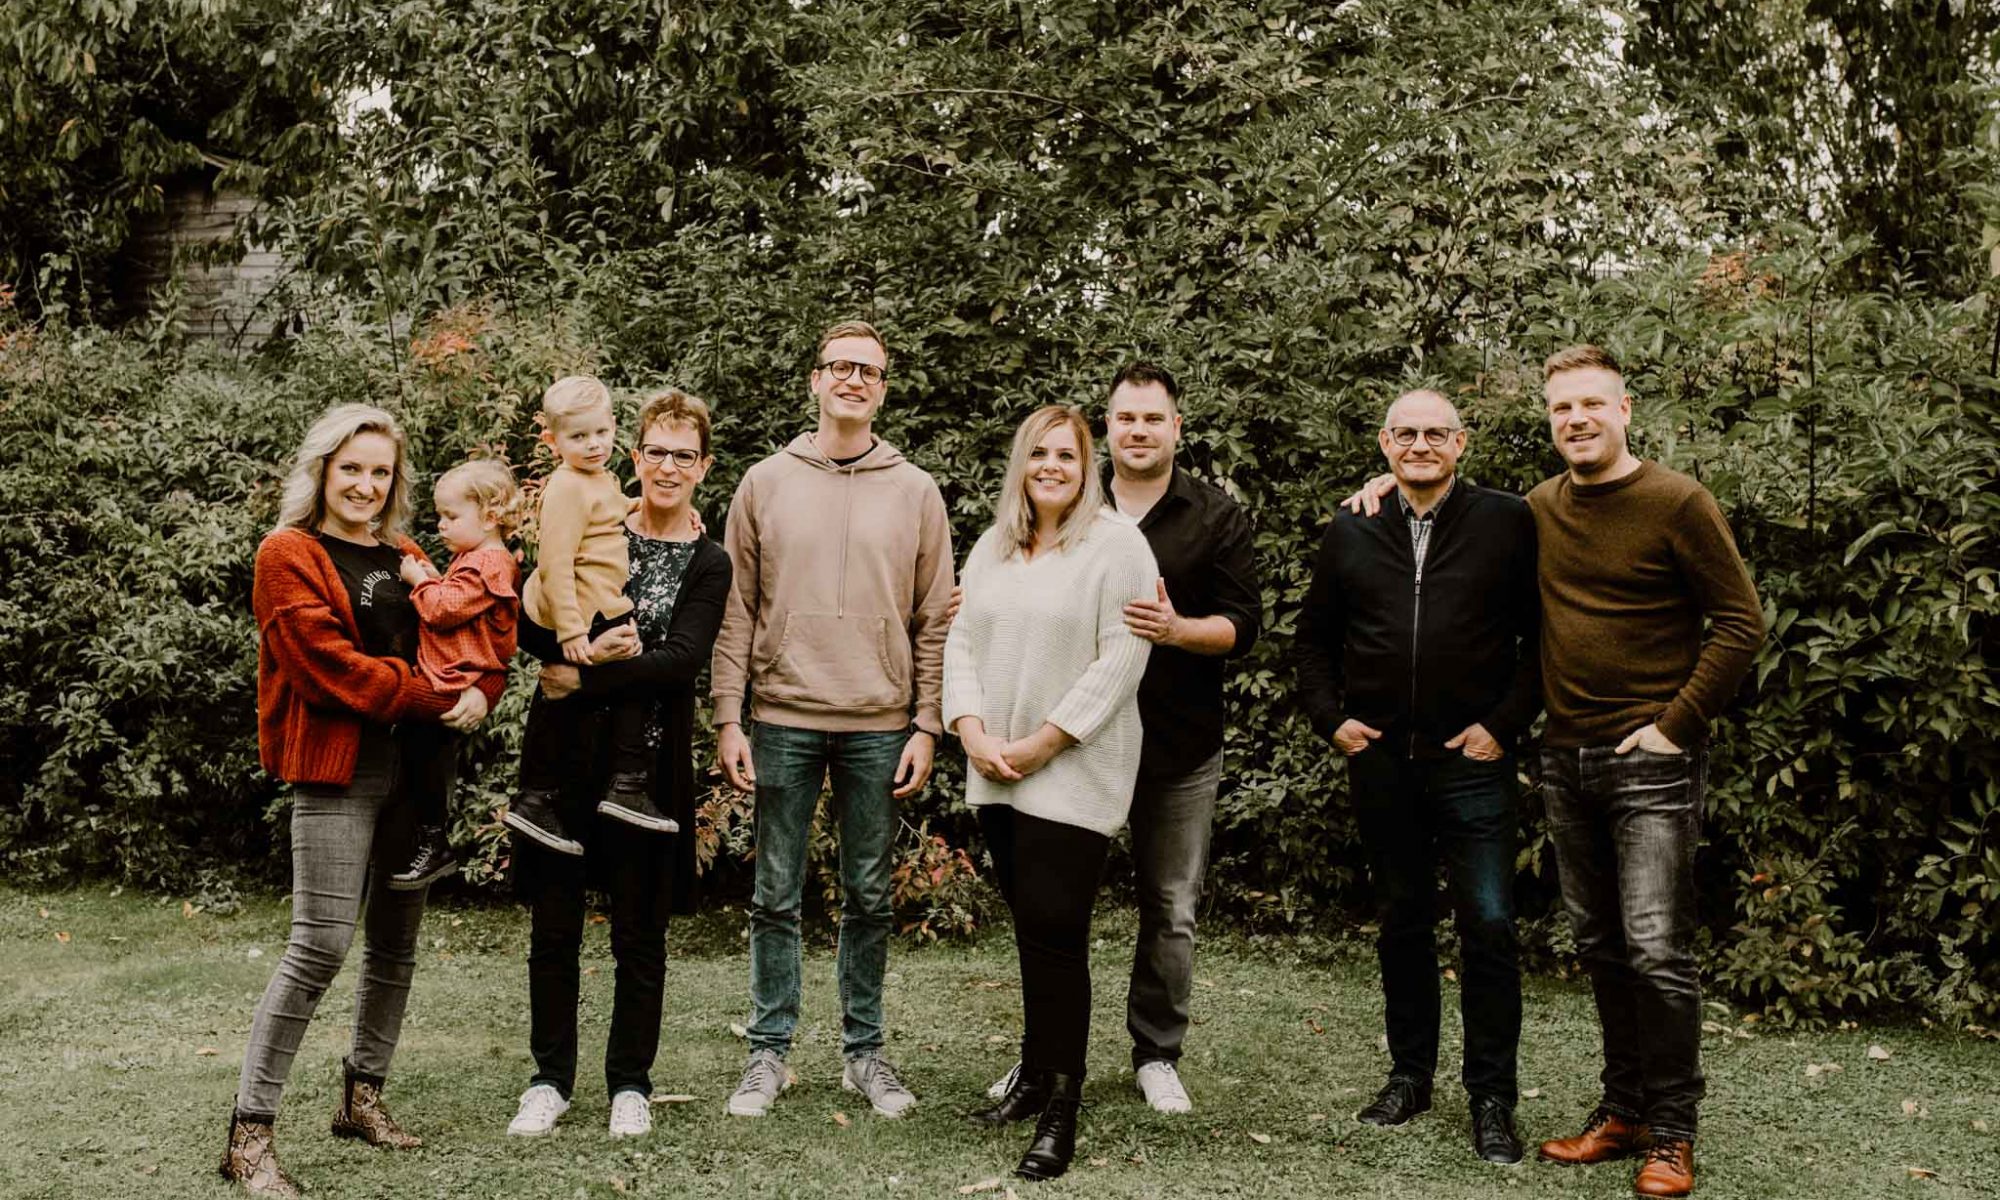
[3,0,1996,1023]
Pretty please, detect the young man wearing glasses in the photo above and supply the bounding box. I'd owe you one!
[1298,388,1542,1166]
[711,319,954,1121]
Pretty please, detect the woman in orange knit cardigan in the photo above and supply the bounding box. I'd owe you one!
[221,404,504,1198]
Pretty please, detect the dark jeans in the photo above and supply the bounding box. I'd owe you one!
[746,723,904,1057]
[523,805,673,1101]
[1541,744,1707,1142]
[1125,749,1223,1068]
[1348,747,1521,1105]
[397,720,462,830]
[980,804,1111,1079]
[519,611,648,795]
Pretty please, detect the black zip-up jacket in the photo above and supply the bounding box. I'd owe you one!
[1297,480,1541,758]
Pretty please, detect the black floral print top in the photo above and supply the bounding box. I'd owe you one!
[626,527,698,748]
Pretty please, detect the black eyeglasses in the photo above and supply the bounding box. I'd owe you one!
[1386,425,1463,447]
[817,359,888,386]
[636,445,704,469]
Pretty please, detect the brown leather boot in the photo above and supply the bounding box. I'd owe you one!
[1634,1138,1695,1196]
[330,1058,422,1149]
[219,1108,301,1198]
[1538,1105,1651,1164]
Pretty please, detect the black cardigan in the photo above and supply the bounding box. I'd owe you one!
[519,535,732,913]
[1296,480,1541,759]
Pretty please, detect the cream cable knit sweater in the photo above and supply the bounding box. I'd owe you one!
[943,513,1158,836]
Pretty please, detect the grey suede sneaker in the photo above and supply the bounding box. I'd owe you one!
[726,1049,791,1117]
[843,1052,917,1118]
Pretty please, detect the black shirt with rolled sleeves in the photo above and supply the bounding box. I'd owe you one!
[1103,463,1262,778]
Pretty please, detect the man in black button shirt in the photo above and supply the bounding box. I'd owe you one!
[1297,388,1540,1165]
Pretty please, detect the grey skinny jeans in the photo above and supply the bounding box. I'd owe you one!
[236,729,430,1118]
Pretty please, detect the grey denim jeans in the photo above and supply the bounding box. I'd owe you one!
[236,729,431,1118]
[1124,749,1224,1067]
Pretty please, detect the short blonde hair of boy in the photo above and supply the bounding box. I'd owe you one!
[990,405,1104,561]
[636,387,713,457]
[540,375,613,428]
[1543,343,1624,382]
[436,459,522,538]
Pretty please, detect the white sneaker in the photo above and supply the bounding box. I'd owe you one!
[608,1090,652,1138]
[842,1053,917,1118]
[506,1084,570,1136]
[986,1060,1023,1100]
[1136,1061,1193,1114]
[726,1049,791,1117]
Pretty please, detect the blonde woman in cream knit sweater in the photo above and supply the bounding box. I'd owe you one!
[943,405,1157,1183]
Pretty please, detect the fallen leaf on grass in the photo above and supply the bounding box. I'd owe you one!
[609,1176,628,1193]
[1702,1021,1727,1035]
[183,901,196,919]
[1249,1132,1272,1144]
[1804,1062,1843,1078]
[589,914,608,925]
[649,1094,696,1104]
[1868,1044,1893,1061]
[1442,967,1457,982]
[1901,1099,1929,1118]
[1307,1113,1327,1122]
[196,1047,219,1056]
[582,967,597,976]
[54,931,70,943]
[1907,1167,1938,1180]
[1522,1088,1542,1099]
[986,1034,1008,1044]
[958,1180,1004,1195]
[141,1165,158,1176]
[38,907,48,919]
[1088,1157,1108,1167]
[728,1023,748,1039]
[831,1111,851,1127]
[1306,1018,1323,1035]
[1972,1119,1990,1133]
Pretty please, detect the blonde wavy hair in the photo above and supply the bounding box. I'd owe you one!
[436,459,523,539]
[990,405,1104,560]
[274,404,414,540]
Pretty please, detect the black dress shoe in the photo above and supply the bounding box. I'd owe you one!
[968,1066,1050,1126]
[1471,1095,1524,1164]
[1015,1072,1082,1181]
[1355,1076,1432,1126]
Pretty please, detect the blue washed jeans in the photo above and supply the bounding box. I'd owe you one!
[746,723,904,1058]
[1542,744,1707,1142]
[1349,747,1521,1104]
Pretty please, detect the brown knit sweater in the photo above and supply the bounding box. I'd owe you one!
[1527,462,1764,749]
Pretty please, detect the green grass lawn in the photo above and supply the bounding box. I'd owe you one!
[2,885,1994,1200]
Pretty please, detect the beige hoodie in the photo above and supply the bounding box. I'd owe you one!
[711,433,954,734]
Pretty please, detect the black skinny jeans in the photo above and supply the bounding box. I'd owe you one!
[979,805,1110,1079]
[522,801,673,1100]
[518,612,650,794]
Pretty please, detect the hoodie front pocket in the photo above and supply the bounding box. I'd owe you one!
[759,612,906,710]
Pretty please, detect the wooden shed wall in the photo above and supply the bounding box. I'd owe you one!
[118,179,287,347]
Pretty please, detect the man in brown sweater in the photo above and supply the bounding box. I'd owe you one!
[1529,345,1763,1199]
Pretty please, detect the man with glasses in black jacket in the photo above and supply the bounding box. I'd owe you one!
[1298,388,1541,1166]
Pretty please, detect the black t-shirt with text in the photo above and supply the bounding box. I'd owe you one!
[316,533,419,663]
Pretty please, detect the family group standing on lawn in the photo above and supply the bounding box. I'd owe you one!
[221,320,1762,1199]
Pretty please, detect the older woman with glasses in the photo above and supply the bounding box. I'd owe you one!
[945,405,1158,1182]
[503,388,732,1141]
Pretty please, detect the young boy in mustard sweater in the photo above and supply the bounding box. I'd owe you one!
[504,376,676,856]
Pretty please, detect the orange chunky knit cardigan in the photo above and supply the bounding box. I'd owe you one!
[253,527,506,786]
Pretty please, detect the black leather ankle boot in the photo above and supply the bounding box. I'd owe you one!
[1014,1072,1082,1181]
[968,1066,1050,1126]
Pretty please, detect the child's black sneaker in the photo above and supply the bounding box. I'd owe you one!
[504,791,584,856]
[597,773,679,834]
[388,825,460,890]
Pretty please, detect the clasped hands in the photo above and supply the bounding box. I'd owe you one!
[956,718,1071,783]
